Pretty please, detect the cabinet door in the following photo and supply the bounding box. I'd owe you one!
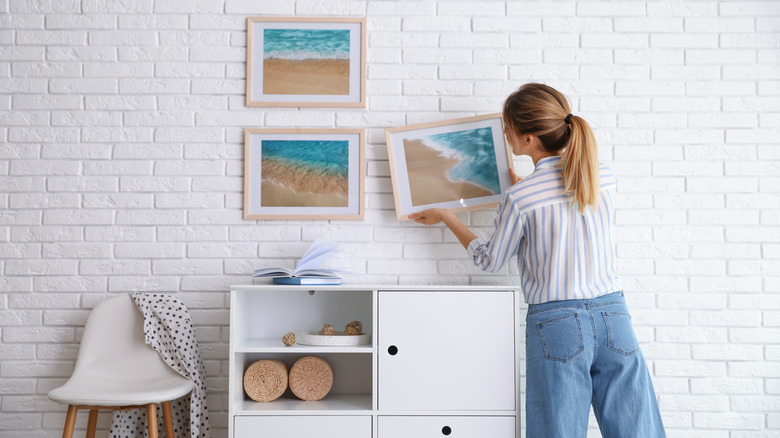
[378,415,515,438]
[234,416,371,438]
[378,291,515,411]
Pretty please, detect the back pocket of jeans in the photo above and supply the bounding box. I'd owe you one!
[537,313,584,362]
[602,312,639,356]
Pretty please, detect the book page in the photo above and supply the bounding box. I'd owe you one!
[252,268,294,278]
[295,239,340,273]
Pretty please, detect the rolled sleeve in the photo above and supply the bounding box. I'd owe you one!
[466,238,484,259]
[466,194,525,273]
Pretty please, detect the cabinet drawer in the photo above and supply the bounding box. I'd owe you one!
[234,416,371,438]
[378,416,515,438]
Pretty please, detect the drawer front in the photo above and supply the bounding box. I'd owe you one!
[379,416,515,438]
[234,416,371,438]
[379,291,516,411]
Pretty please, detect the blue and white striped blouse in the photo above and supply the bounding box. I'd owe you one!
[466,155,622,304]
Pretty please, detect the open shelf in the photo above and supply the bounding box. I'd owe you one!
[232,288,374,349]
[231,351,373,415]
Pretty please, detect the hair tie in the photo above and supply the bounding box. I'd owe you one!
[564,114,573,124]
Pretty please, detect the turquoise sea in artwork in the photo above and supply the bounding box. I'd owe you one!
[260,140,350,206]
[264,29,350,60]
[262,140,349,179]
[421,127,501,194]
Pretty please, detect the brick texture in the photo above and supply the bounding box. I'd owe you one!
[0,0,778,436]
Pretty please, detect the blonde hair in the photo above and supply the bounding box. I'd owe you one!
[502,83,600,212]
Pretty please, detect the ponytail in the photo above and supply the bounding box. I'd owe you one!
[561,115,600,213]
[503,83,600,213]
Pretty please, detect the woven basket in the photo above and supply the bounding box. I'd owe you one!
[289,356,334,401]
[243,359,288,402]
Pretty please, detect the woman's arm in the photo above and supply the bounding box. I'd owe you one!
[411,193,524,273]
[410,167,524,270]
[408,208,477,250]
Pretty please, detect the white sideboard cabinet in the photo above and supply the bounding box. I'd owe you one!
[229,285,520,438]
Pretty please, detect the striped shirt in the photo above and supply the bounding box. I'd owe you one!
[466,155,622,304]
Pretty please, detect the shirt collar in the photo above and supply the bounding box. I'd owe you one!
[535,155,562,170]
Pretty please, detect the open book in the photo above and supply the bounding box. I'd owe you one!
[253,239,344,279]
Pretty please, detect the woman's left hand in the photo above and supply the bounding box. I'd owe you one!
[509,168,522,185]
[408,208,448,225]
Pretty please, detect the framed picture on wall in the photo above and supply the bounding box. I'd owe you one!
[246,17,366,108]
[385,113,514,221]
[244,129,365,220]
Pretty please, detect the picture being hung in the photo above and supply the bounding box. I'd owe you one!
[246,17,366,108]
[385,113,514,221]
[244,129,365,220]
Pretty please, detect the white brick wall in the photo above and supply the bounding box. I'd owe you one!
[1,0,778,436]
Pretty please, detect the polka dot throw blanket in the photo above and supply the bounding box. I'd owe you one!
[110,293,211,438]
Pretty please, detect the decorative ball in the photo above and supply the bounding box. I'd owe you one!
[345,326,360,336]
[346,320,363,333]
[282,332,296,346]
[320,324,335,335]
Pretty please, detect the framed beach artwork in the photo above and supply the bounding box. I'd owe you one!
[244,129,365,220]
[385,113,514,221]
[246,17,366,108]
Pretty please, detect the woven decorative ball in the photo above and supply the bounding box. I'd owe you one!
[320,324,336,335]
[243,359,288,402]
[346,320,363,333]
[289,356,334,401]
[345,325,360,336]
[282,332,296,346]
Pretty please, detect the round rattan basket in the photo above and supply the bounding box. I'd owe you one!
[289,356,334,401]
[243,359,288,402]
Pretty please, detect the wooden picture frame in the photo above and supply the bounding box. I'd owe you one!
[385,113,513,221]
[246,17,366,108]
[244,129,365,220]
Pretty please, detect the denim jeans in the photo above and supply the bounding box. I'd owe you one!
[525,292,666,438]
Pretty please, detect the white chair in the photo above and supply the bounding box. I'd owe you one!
[48,294,195,438]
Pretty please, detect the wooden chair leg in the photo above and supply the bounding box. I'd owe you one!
[86,408,98,438]
[62,405,78,438]
[162,401,175,438]
[147,403,159,438]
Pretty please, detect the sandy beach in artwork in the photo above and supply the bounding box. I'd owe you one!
[263,58,350,95]
[261,158,348,207]
[403,139,494,206]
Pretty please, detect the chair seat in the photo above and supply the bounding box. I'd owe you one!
[48,373,194,406]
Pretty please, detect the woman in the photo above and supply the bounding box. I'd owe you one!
[409,83,666,437]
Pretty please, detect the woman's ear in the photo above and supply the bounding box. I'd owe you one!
[526,133,543,150]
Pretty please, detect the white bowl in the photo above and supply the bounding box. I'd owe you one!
[296,331,371,346]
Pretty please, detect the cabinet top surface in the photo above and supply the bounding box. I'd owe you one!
[231,284,519,292]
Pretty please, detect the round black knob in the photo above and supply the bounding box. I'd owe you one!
[388,345,398,355]
[442,426,452,435]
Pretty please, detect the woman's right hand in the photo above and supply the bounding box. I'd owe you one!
[409,208,477,250]
[408,208,449,225]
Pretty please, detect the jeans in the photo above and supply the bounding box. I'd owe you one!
[525,292,666,438]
